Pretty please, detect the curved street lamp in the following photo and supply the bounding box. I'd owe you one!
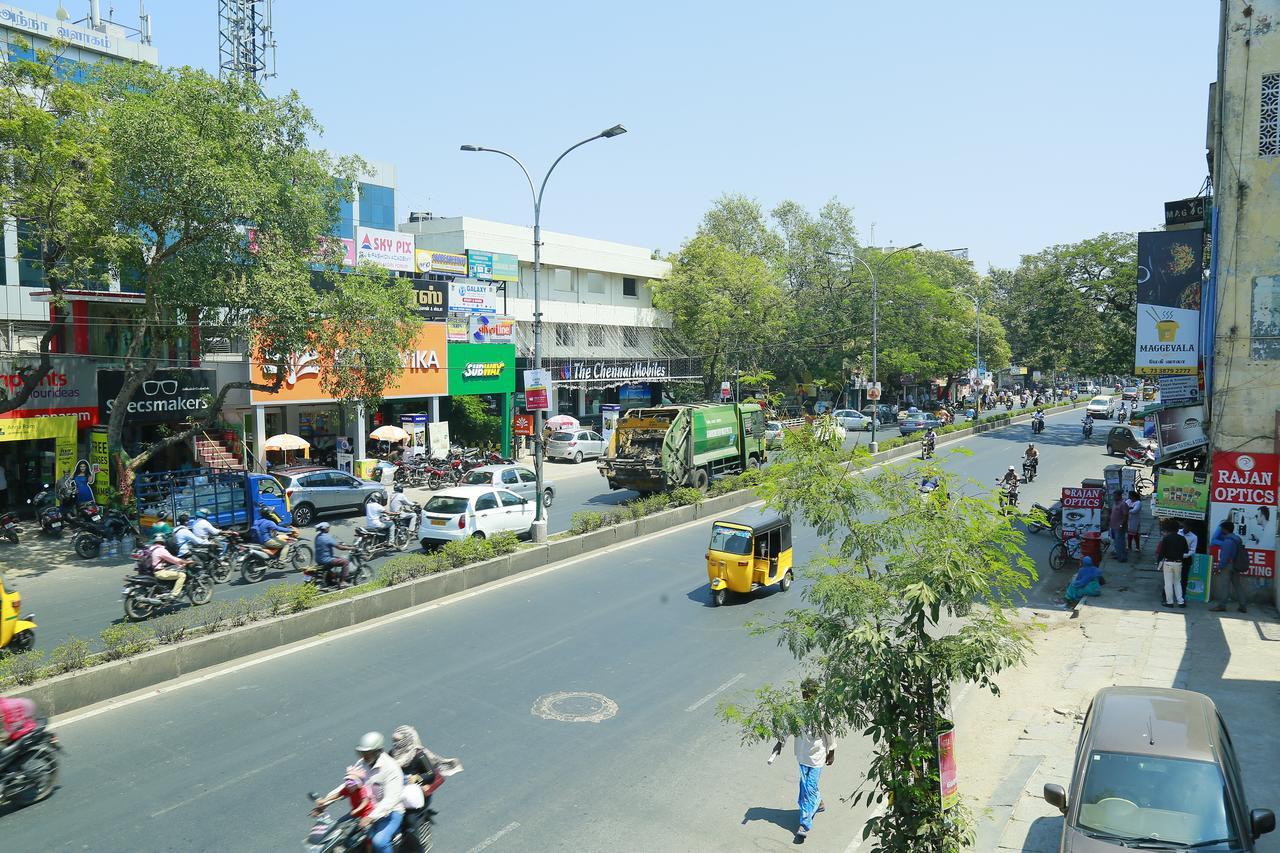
[461,125,627,542]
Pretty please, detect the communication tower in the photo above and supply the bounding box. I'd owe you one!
[218,0,276,84]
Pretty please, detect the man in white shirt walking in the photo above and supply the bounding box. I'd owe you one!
[770,679,836,840]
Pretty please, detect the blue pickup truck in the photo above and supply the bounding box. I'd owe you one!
[134,468,292,534]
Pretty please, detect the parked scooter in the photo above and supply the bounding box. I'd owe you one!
[0,719,60,809]
[70,505,138,560]
[0,510,19,543]
[27,485,64,535]
[1027,501,1063,538]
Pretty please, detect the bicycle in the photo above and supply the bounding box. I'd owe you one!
[1049,534,1111,571]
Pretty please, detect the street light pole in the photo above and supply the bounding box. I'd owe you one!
[827,243,921,453]
[970,294,981,414]
[461,125,626,543]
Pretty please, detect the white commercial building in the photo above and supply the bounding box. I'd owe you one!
[399,214,700,416]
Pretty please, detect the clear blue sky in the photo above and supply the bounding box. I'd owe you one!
[46,0,1216,270]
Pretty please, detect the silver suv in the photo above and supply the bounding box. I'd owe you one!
[270,466,387,527]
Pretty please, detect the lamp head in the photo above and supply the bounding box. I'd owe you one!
[906,242,924,250]
[600,124,627,139]
[460,144,481,152]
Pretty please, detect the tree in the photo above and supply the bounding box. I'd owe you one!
[81,64,418,473]
[0,41,120,413]
[722,431,1037,851]
[652,234,788,400]
[990,233,1137,378]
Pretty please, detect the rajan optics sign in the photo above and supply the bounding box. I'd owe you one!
[1208,451,1279,579]
[97,369,216,424]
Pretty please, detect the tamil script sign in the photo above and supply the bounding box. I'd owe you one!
[356,227,415,272]
[1136,229,1202,376]
[1208,451,1279,579]
[411,280,448,321]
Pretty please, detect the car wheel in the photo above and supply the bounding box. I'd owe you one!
[472,530,486,540]
[573,451,583,464]
[542,489,554,508]
[291,503,315,527]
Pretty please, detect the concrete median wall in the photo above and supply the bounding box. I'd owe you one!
[15,404,1075,717]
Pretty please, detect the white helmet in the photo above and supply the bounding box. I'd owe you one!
[1008,465,1016,471]
[356,731,384,753]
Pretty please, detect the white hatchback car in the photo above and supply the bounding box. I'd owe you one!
[832,409,872,431]
[418,485,535,546]
[546,429,606,463]
[1086,395,1115,419]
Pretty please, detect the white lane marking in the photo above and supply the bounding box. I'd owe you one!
[496,635,572,670]
[686,672,746,713]
[466,821,521,853]
[53,415,1047,729]
[150,750,299,817]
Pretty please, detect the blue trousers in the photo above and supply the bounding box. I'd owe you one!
[798,764,823,831]
[1110,526,1127,560]
[369,810,403,853]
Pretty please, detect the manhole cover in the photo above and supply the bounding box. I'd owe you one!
[531,691,619,723]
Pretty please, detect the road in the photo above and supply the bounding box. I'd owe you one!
[4,403,1079,651]
[2,408,1109,852]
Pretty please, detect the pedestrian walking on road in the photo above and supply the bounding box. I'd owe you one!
[1210,520,1250,614]
[1155,519,1189,608]
[1125,491,1143,555]
[1108,491,1129,562]
[770,679,836,841]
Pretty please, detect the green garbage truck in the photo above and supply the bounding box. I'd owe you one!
[598,402,767,493]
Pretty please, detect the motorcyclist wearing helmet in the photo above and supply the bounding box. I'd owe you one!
[313,732,404,853]
[365,494,392,547]
[922,427,937,456]
[998,465,1020,493]
[251,506,297,559]
[312,522,352,588]
[387,483,411,515]
[191,507,224,549]
[144,531,193,598]
[173,511,211,558]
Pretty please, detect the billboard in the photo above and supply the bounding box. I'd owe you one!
[1154,469,1209,520]
[1135,229,1202,376]
[467,249,519,282]
[1060,487,1105,539]
[356,227,415,272]
[1208,451,1278,579]
[98,368,217,425]
[448,279,498,314]
[447,343,515,396]
[1158,374,1199,406]
[468,314,514,343]
[1153,404,1207,458]
[411,280,449,321]
[0,354,99,428]
[415,249,468,276]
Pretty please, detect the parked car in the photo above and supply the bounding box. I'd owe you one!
[418,485,535,545]
[462,464,555,508]
[832,409,872,431]
[576,413,603,432]
[1121,385,1139,402]
[1086,395,1116,419]
[1044,686,1274,851]
[546,428,607,463]
[1105,425,1146,457]
[899,413,943,435]
[861,404,897,425]
[765,420,784,450]
[270,466,387,527]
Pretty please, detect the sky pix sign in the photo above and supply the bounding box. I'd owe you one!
[356,227,415,272]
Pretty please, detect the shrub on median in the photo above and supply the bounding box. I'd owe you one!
[50,637,92,674]
[100,623,155,661]
[0,648,46,686]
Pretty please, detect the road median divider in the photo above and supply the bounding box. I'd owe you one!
[2,403,1078,716]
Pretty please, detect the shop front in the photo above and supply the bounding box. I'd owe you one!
[97,368,217,471]
[0,414,77,511]
[447,342,516,456]
[525,356,702,418]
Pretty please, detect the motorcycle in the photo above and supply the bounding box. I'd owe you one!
[121,558,214,621]
[237,532,314,584]
[0,510,19,543]
[1081,419,1094,439]
[189,537,237,584]
[352,522,405,559]
[1027,501,1063,538]
[1124,444,1157,467]
[995,478,1022,509]
[302,542,374,589]
[1022,458,1038,483]
[27,485,64,535]
[70,505,138,560]
[304,770,444,853]
[1,571,36,652]
[393,503,420,550]
[0,721,60,809]
[1031,416,1045,434]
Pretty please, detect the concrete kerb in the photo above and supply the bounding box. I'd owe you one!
[11,406,1068,716]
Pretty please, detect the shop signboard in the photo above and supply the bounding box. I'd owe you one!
[0,414,77,480]
[97,368,216,424]
[466,249,519,282]
[399,413,428,457]
[448,279,498,314]
[250,325,448,404]
[468,314,514,343]
[524,368,551,411]
[938,728,959,812]
[1060,487,1105,539]
[445,315,470,342]
[411,280,449,321]
[447,343,515,396]
[601,404,622,448]
[558,359,669,383]
[89,425,110,494]
[1154,469,1210,520]
[0,354,99,428]
[1186,553,1212,604]
[1208,451,1279,579]
[512,412,534,437]
[356,226,415,273]
[1136,229,1202,376]
[415,249,468,276]
[1154,404,1207,458]
[1158,374,1199,406]
[1164,196,1206,226]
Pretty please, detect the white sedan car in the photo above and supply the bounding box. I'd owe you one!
[1086,395,1115,418]
[418,485,535,546]
[832,409,873,431]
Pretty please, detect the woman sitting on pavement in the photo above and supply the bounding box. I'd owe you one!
[1063,556,1104,609]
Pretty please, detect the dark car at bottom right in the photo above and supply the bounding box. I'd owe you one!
[1044,686,1274,851]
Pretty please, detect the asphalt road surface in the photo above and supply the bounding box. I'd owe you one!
[2,408,1112,852]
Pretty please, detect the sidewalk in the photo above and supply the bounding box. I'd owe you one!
[958,548,1280,852]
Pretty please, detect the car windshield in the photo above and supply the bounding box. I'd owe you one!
[766,421,781,431]
[423,496,469,515]
[1074,751,1237,847]
[708,524,753,555]
[1090,397,1110,406]
[462,470,492,486]
[550,431,574,441]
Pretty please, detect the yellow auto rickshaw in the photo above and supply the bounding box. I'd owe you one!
[705,509,793,607]
[1,568,37,652]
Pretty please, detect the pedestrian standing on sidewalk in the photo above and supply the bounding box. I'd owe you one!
[1155,519,1189,608]
[770,679,836,841]
[1179,522,1199,602]
[1125,491,1144,555]
[1108,491,1129,562]
[1210,520,1250,614]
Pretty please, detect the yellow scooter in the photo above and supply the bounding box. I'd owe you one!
[1,569,37,652]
